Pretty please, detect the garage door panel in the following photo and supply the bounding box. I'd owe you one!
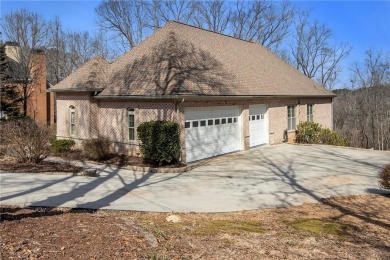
[249,104,268,147]
[185,106,241,162]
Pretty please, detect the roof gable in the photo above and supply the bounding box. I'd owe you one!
[52,21,335,97]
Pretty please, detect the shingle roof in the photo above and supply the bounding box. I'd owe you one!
[52,56,109,91]
[52,21,335,97]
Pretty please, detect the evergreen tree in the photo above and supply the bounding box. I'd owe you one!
[0,43,20,119]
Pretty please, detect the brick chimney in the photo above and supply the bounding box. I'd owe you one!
[4,42,21,63]
[28,49,54,126]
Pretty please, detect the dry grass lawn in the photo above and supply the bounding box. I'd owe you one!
[1,194,389,259]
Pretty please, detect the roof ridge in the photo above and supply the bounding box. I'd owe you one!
[167,20,254,44]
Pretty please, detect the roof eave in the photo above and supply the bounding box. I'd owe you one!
[47,88,104,93]
[93,94,336,100]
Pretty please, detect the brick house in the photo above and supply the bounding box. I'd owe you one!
[50,22,335,163]
[3,42,55,126]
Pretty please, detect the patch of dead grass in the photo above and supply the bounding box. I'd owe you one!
[287,218,349,236]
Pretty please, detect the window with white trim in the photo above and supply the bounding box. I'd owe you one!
[128,108,135,141]
[287,106,296,130]
[307,104,314,122]
[69,105,75,135]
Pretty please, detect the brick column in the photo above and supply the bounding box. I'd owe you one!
[242,104,250,150]
[176,100,186,163]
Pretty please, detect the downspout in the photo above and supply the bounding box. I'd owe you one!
[331,97,334,131]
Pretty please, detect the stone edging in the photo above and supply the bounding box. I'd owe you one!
[0,170,87,176]
[115,164,193,173]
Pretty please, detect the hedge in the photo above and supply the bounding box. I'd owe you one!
[137,121,180,166]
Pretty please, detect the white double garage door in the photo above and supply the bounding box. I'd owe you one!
[185,105,268,162]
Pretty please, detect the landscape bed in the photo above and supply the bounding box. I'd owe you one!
[1,194,389,259]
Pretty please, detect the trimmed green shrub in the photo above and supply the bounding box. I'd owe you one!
[137,121,180,166]
[318,128,350,146]
[295,122,322,144]
[378,163,390,191]
[296,121,349,146]
[51,139,75,154]
[82,137,110,161]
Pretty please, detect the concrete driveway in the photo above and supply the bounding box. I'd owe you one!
[1,144,389,212]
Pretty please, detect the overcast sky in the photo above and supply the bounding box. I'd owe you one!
[1,0,389,88]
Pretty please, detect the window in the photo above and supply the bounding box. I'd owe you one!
[192,121,198,127]
[287,106,296,130]
[128,108,135,140]
[208,119,213,126]
[260,114,265,120]
[185,121,191,128]
[228,118,232,123]
[215,119,220,125]
[307,104,314,122]
[252,115,256,121]
[200,120,206,127]
[69,106,75,135]
[222,118,226,124]
[233,117,237,123]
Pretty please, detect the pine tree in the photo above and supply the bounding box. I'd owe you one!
[0,43,20,119]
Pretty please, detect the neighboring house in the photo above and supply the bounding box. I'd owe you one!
[2,42,55,125]
[49,21,335,163]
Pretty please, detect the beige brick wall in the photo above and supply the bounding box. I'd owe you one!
[268,97,333,144]
[56,93,92,140]
[56,95,332,160]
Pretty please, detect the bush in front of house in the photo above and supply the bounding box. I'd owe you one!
[296,121,349,146]
[51,138,76,154]
[0,119,51,163]
[82,137,110,161]
[137,121,180,166]
[378,163,390,191]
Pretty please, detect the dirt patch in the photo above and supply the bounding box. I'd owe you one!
[0,156,83,173]
[1,194,389,259]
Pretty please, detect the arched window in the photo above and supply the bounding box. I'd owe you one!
[128,108,135,141]
[69,106,75,135]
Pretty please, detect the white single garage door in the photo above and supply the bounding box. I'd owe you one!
[249,104,268,147]
[185,106,241,162]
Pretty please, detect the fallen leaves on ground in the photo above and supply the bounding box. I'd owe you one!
[1,194,389,259]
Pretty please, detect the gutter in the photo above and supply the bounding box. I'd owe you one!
[47,88,104,93]
[92,94,336,100]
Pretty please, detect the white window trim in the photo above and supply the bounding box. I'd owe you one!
[69,105,75,136]
[287,105,296,131]
[307,104,314,122]
[128,108,136,141]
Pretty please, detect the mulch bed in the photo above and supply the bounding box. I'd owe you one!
[60,151,186,168]
[0,156,83,173]
[1,194,389,259]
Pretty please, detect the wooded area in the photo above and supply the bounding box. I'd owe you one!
[0,0,389,150]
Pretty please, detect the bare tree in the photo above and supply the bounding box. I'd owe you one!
[290,11,351,90]
[231,0,265,40]
[255,0,295,51]
[67,31,112,69]
[230,0,294,53]
[158,0,196,24]
[352,49,390,88]
[46,16,69,84]
[0,9,48,116]
[96,0,149,52]
[192,0,231,33]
